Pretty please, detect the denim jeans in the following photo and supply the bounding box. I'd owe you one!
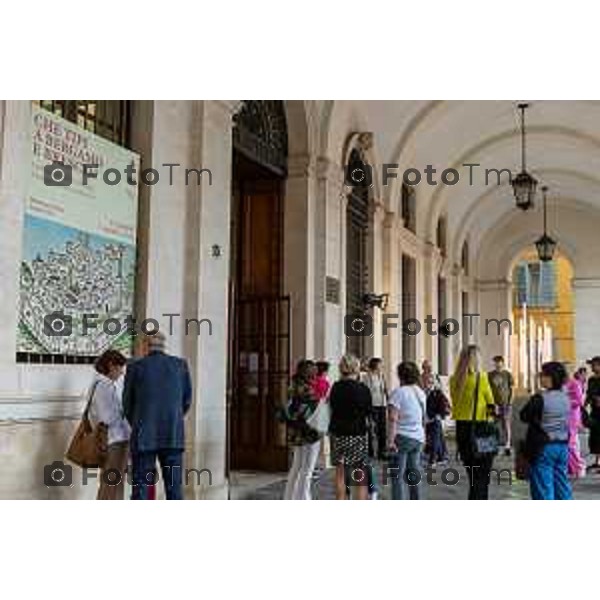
[529,442,572,500]
[389,434,423,500]
[425,419,448,464]
[131,448,184,500]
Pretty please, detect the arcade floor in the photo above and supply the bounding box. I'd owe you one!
[231,436,600,500]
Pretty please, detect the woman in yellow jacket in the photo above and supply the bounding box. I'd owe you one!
[450,344,497,499]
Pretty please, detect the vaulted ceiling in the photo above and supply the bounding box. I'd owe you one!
[322,100,600,276]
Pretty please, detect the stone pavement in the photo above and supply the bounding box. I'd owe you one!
[236,437,600,500]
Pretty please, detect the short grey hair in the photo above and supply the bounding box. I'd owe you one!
[147,331,166,352]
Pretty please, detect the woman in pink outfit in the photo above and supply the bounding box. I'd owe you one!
[311,361,331,401]
[565,376,586,478]
[311,361,332,472]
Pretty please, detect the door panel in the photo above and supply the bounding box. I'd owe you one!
[229,178,290,471]
[231,297,290,471]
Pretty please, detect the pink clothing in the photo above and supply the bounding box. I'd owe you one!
[565,378,586,478]
[311,374,331,402]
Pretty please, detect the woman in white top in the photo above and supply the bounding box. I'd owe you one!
[362,357,388,460]
[89,350,130,500]
[387,361,426,500]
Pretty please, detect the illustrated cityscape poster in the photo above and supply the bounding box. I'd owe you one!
[17,106,140,357]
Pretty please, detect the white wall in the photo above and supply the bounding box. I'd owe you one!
[0,101,233,499]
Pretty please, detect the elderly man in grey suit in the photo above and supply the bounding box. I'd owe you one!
[123,332,192,499]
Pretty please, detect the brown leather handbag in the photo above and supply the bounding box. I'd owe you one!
[65,382,108,468]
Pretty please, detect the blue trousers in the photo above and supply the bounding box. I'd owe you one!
[425,419,448,464]
[131,449,184,500]
[529,442,572,500]
[389,434,423,500]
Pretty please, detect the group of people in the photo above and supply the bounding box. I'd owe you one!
[80,333,600,501]
[283,345,600,501]
[77,332,192,500]
[283,354,452,500]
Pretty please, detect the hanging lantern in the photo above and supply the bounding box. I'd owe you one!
[535,186,557,262]
[535,234,557,262]
[512,103,537,210]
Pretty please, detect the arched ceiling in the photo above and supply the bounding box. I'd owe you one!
[475,199,600,280]
[324,100,600,268]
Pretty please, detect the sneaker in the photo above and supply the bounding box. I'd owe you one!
[370,492,378,500]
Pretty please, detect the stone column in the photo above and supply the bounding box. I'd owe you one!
[382,210,401,384]
[313,157,346,364]
[420,241,441,364]
[573,277,600,365]
[284,154,317,366]
[183,101,236,499]
[136,100,236,499]
[475,278,512,364]
[448,264,463,371]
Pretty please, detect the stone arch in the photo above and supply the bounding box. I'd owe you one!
[474,200,600,366]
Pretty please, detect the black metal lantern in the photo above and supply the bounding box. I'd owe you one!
[535,186,557,262]
[512,103,537,210]
[362,292,389,310]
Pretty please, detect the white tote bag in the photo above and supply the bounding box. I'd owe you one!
[306,401,331,435]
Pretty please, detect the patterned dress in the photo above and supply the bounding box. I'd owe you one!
[328,378,373,467]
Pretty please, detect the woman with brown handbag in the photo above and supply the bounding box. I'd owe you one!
[89,350,130,500]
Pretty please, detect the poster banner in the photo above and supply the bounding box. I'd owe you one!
[17,106,140,357]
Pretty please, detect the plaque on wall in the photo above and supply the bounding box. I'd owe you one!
[326,276,341,305]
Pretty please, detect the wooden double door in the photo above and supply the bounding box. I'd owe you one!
[228,166,291,472]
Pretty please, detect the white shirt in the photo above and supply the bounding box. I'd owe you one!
[362,372,387,407]
[88,373,131,446]
[388,384,426,443]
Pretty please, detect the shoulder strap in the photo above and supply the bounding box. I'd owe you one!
[409,385,425,421]
[471,373,480,423]
[83,380,101,420]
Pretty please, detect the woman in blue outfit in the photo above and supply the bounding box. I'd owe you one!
[520,361,572,500]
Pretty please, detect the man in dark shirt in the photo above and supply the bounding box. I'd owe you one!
[488,355,514,455]
[586,356,600,471]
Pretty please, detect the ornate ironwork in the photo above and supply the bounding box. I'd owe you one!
[36,100,130,146]
[233,101,288,176]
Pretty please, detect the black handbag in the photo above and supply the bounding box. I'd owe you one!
[581,404,592,429]
[470,374,499,458]
[521,394,549,464]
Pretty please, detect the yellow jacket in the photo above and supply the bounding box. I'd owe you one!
[450,371,496,421]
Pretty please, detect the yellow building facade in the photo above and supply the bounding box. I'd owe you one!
[512,250,575,388]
